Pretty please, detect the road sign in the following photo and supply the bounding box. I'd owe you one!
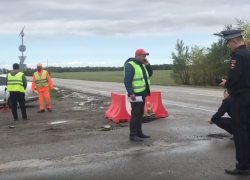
[18,56,26,64]
[19,64,26,71]
[19,45,26,52]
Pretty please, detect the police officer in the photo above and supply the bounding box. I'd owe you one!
[6,63,29,121]
[124,49,153,142]
[215,30,250,175]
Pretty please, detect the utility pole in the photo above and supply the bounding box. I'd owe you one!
[18,26,27,71]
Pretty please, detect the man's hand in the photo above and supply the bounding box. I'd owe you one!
[143,59,150,65]
[219,79,226,87]
[130,94,136,101]
[207,119,213,124]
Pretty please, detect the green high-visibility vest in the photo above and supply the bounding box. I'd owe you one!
[7,72,25,92]
[34,70,49,88]
[124,61,151,93]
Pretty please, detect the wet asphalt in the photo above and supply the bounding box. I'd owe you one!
[1,79,249,180]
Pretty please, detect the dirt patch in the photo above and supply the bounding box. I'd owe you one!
[207,134,230,139]
[42,127,65,132]
[0,88,128,149]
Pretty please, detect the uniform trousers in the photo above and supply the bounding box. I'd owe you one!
[10,92,27,120]
[230,93,250,170]
[130,101,145,136]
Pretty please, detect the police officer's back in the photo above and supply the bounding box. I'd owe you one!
[6,63,29,121]
[215,30,250,175]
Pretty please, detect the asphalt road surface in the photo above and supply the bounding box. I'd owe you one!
[1,78,249,180]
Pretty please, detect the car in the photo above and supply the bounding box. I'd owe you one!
[0,74,38,107]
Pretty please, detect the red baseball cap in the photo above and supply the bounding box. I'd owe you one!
[135,49,149,55]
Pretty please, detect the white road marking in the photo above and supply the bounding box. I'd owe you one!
[49,121,67,125]
[189,93,221,97]
[112,89,125,92]
[162,102,216,112]
[154,90,169,92]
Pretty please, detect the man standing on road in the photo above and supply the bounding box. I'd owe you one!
[32,63,54,113]
[6,63,29,121]
[124,49,153,142]
[215,30,250,175]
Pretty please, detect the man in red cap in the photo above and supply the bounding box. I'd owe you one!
[32,63,54,113]
[124,49,153,142]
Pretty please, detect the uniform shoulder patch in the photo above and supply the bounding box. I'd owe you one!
[231,59,236,69]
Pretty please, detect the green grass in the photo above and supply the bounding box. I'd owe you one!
[50,70,176,86]
[49,89,74,100]
[49,89,62,100]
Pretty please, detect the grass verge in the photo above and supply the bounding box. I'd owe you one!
[50,70,176,86]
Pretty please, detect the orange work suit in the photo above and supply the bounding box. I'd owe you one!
[32,70,54,110]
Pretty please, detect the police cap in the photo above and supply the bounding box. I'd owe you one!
[213,30,244,40]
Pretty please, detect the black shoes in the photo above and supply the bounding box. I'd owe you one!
[38,109,52,113]
[225,168,250,175]
[130,133,150,141]
[138,133,150,138]
[14,117,29,121]
[129,136,144,142]
[38,109,45,113]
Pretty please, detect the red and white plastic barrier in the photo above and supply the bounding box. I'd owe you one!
[145,91,169,118]
[105,92,131,123]
[105,91,168,123]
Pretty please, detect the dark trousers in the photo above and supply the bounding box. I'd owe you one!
[130,101,145,136]
[230,93,250,170]
[10,92,27,120]
[214,117,233,135]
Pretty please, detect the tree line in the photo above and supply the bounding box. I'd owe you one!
[171,19,250,86]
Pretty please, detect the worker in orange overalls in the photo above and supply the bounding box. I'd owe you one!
[32,63,54,113]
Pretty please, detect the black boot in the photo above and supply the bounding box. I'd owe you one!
[38,109,45,113]
[138,133,150,138]
[129,136,143,142]
[225,168,250,175]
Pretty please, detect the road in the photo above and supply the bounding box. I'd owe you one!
[51,78,223,112]
[1,78,248,180]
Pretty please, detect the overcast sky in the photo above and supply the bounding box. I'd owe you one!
[1,0,250,69]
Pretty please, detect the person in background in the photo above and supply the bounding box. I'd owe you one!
[208,89,233,136]
[6,63,29,121]
[124,49,153,142]
[32,63,54,113]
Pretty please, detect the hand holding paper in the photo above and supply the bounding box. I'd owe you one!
[127,96,143,102]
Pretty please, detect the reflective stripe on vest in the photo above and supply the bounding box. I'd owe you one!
[7,72,25,92]
[34,70,49,88]
[124,61,151,93]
